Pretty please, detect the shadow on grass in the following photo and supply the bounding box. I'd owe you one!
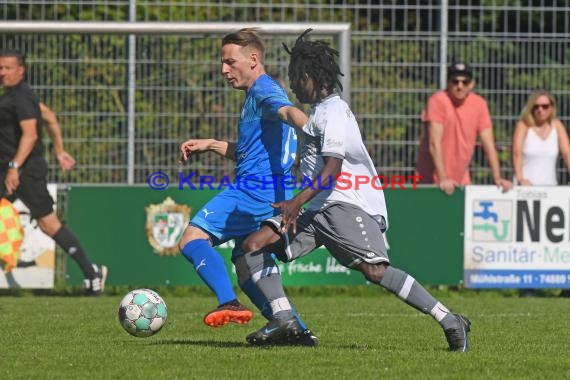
[334,342,451,352]
[153,339,318,349]
[153,339,248,348]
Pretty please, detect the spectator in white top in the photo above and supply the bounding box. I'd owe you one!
[512,89,570,298]
[512,89,570,186]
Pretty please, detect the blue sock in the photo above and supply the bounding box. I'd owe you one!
[291,309,308,330]
[180,239,236,305]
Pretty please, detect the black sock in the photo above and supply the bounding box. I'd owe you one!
[53,226,96,279]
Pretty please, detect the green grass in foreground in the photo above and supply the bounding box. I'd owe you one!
[2,288,569,379]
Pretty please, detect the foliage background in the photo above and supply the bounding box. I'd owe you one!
[1,1,569,184]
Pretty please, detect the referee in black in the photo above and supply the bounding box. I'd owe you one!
[0,49,107,295]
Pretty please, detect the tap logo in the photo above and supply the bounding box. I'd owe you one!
[472,200,513,242]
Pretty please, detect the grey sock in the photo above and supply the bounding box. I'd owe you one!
[380,266,436,313]
[243,249,293,318]
[439,313,460,330]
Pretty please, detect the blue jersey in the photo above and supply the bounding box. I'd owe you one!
[190,74,297,256]
[234,74,297,179]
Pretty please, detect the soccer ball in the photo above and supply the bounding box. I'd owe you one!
[118,288,168,337]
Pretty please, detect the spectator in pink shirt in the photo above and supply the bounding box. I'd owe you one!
[415,62,512,195]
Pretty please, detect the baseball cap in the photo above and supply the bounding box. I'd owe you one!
[447,62,473,80]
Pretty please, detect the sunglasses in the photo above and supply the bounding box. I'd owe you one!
[533,103,551,111]
[450,78,472,86]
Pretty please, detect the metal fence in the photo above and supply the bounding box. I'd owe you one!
[2,1,570,185]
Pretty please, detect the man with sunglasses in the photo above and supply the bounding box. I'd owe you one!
[416,62,512,195]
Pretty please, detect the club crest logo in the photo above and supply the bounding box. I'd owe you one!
[472,200,512,242]
[145,197,191,256]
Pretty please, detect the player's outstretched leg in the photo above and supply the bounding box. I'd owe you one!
[181,239,252,327]
[363,263,470,352]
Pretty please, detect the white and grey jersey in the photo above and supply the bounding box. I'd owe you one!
[300,94,389,227]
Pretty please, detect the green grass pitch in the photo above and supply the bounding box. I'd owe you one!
[2,288,569,379]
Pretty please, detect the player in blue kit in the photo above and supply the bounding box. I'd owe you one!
[178,28,316,345]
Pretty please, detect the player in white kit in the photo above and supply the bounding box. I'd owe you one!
[240,29,471,351]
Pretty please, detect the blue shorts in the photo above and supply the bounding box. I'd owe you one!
[190,186,291,258]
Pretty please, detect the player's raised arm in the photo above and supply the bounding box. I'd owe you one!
[179,138,237,163]
[277,105,307,130]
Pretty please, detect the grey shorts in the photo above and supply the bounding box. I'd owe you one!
[264,202,389,268]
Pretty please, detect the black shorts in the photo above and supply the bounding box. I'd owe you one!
[0,156,54,219]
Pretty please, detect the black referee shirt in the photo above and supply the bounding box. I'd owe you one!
[0,80,44,163]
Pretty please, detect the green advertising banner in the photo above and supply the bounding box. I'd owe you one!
[67,186,464,287]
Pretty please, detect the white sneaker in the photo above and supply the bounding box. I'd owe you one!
[84,264,108,296]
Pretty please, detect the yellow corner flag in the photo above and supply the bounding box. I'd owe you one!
[0,198,23,272]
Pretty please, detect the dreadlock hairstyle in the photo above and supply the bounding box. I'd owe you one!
[283,29,344,97]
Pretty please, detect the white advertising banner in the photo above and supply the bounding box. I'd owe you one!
[464,185,570,288]
[0,184,57,289]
